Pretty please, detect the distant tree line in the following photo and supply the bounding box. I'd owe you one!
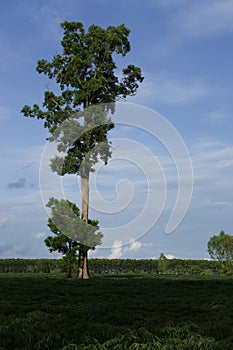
[0,258,230,276]
[1,232,232,276]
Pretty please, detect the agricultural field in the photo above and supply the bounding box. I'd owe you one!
[0,273,232,349]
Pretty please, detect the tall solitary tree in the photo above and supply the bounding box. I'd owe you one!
[21,21,143,278]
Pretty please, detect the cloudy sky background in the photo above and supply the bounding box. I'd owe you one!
[0,0,233,259]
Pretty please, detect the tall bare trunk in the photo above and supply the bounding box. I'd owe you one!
[77,174,90,279]
[81,175,89,223]
[77,249,89,279]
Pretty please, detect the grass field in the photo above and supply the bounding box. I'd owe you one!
[0,273,232,349]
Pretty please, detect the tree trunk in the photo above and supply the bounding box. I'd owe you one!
[77,174,90,279]
[81,175,89,223]
[77,248,89,279]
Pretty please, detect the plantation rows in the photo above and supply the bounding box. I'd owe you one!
[0,274,233,349]
[0,258,223,275]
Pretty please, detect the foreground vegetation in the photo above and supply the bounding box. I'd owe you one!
[0,273,232,349]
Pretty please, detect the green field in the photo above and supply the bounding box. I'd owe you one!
[0,273,232,349]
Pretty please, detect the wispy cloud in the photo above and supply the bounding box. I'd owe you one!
[8,178,26,189]
[20,1,63,40]
[22,162,34,170]
[203,111,230,124]
[19,0,85,42]
[153,0,233,57]
[0,241,14,254]
[175,0,233,38]
[3,144,43,171]
[190,141,233,211]
[0,218,8,229]
[33,232,46,240]
[129,72,212,106]
[193,141,233,169]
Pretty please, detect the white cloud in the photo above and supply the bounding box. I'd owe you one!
[108,240,123,259]
[125,238,142,253]
[165,254,177,259]
[107,239,143,259]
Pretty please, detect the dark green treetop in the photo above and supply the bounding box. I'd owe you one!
[21,21,144,177]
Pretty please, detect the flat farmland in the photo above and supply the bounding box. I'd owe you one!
[0,274,232,349]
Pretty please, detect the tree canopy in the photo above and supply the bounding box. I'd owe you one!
[21,21,144,178]
[207,230,233,274]
[207,230,233,261]
[46,197,102,248]
[45,198,102,277]
[21,21,143,131]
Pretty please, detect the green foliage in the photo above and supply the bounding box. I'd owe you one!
[49,105,114,177]
[0,259,60,273]
[45,198,102,277]
[158,252,169,274]
[88,258,221,276]
[0,258,224,275]
[21,21,144,177]
[208,230,233,261]
[60,326,220,349]
[208,231,233,274]
[0,274,233,349]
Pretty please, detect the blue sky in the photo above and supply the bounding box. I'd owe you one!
[0,0,233,260]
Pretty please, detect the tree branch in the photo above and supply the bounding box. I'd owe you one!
[51,97,65,112]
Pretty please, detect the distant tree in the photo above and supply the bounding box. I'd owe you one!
[21,21,143,278]
[207,230,233,274]
[158,253,169,274]
[45,197,102,278]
